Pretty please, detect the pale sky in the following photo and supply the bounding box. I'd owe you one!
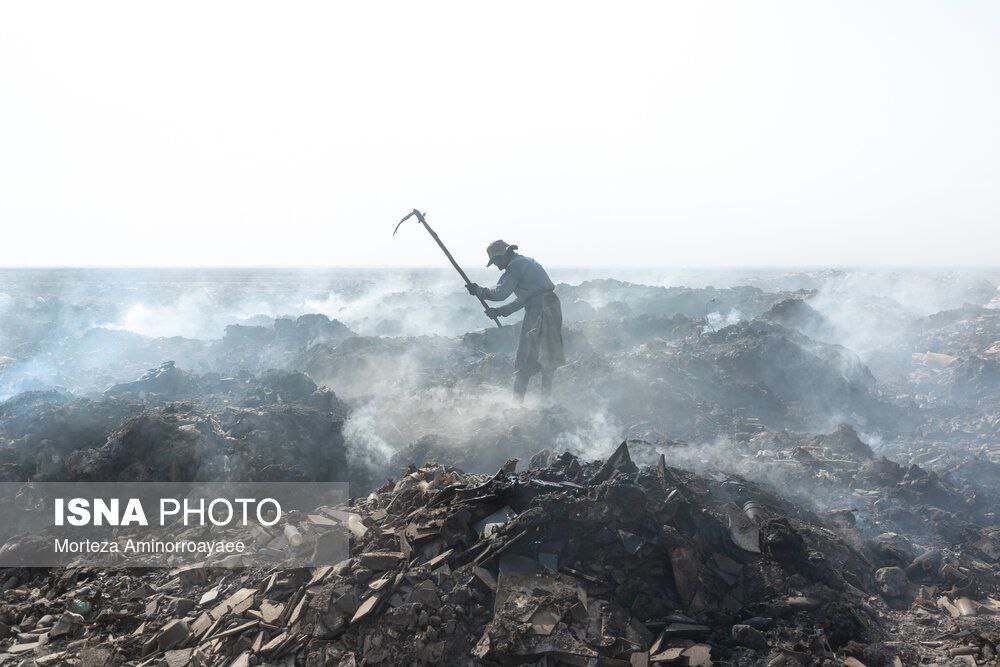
[1,1,998,267]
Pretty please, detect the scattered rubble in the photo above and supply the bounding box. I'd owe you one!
[0,442,995,664]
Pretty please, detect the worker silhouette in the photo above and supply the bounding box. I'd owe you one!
[467,240,565,399]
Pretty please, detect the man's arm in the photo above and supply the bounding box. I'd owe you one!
[478,261,521,302]
[494,298,525,317]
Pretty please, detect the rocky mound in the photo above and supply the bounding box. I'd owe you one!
[61,402,349,484]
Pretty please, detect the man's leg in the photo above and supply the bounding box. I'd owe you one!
[540,369,554,395]
[514,301,542,401]
[513,370,530,400]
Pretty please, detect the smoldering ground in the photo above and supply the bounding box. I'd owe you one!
[0,267,998,508]
[2,266,1000,666]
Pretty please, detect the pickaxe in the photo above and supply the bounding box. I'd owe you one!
[394,209,502,328]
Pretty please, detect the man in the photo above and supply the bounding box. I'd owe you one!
[467,240,565,399]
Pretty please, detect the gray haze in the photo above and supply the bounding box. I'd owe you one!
[1,1,998,268]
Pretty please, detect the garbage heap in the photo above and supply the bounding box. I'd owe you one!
[1,443,998,666]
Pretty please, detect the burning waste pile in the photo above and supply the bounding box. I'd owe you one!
[0,268,999,664]
[0,440,997,665]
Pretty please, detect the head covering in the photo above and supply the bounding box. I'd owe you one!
[486,239,518,267]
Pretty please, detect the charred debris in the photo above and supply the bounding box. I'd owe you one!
[0,273,998,664]
[0,441,997,665]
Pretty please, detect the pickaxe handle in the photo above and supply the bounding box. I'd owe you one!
[395,209,502,328]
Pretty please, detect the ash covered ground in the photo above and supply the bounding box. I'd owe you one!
[0,267,999,666]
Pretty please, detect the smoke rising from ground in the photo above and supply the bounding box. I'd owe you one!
[1,267,998,508]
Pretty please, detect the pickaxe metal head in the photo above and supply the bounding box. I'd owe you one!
[393,208,427,236]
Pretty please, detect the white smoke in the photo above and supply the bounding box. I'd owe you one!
[705,309,743,331]
[553,409,623,461]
